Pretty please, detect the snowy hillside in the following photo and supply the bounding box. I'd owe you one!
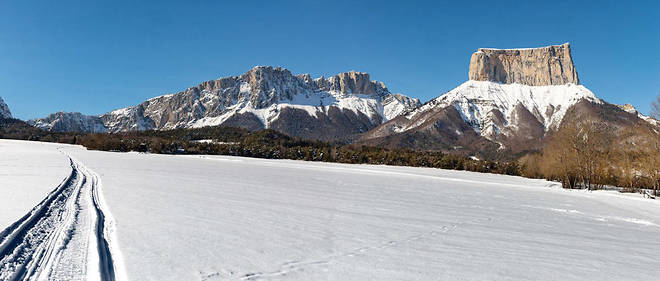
[0,97,11,119]
[402,80,601,139]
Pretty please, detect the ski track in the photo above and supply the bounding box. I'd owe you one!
[0,152,120,281]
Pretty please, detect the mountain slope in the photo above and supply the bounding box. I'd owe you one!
[30,67,420,141]
[392,80,601,148]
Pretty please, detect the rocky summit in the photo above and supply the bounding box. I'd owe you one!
[30,66,421,141]
[468,43,579,86]
[0,97,11,119]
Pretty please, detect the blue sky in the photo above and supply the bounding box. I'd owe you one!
[1,0,658,119]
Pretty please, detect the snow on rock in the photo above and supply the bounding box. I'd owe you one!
[400,80,601,140]
[0,97,11,119]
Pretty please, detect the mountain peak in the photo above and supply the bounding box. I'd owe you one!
[326,70,382,95]
[0,96,12,119]
[468,43,579,86]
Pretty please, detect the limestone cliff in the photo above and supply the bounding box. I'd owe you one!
[468,43,579,86]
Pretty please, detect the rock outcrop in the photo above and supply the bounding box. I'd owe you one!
[31,66,421,141]
[615,104,638,114]
[468,43,579,86]
[0,97,12,119]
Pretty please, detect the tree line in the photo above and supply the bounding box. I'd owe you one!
[519,120,660,195]
[76,128,521,176]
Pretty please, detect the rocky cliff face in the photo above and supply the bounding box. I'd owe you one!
[468,43,579,86]
[0,97,12,119]
[31,66,421,141]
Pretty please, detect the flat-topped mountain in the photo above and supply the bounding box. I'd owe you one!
[0,97,11,119]
[361,43,657,156]
[468,43,579,86]
[31,66,420,141]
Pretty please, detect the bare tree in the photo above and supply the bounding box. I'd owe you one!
[542,121,612,189]
[639,131,660,196]
[652,92,660,119]
[542,122,579,188]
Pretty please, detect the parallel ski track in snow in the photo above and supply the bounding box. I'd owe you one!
[0,152,121,281]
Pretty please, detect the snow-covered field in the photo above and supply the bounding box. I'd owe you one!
[2,139,660,280]
[0,140,70,229]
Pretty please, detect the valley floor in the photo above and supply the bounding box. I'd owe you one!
[1,139,660,280]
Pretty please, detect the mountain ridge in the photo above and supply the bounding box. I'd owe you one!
[30,66,421,140]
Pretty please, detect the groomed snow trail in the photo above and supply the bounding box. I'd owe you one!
[0,153,121,281]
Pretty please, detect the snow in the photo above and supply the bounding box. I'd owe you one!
[402,80,601,139]
[0,140,126,280]
[55,143,660,281]
[190,89,410,129]
[0,140,70,229]
[3,139,660,280]
[639,113,660,128]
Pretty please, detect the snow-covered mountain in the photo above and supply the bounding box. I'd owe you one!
[399,81,600,141]
[30,66,420,140]
[30,112,106,133]
[0,97,12,119]
[361,43,656,154]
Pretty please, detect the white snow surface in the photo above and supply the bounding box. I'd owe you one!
[52,143,660,280]
[402,80,601,139]
[3,140,660,280]
[0,140,70,229]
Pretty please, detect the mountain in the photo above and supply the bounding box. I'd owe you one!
[0,97,11,119]
[30,66,420,141]
[360,43,657,155]
[30,112,107,133]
